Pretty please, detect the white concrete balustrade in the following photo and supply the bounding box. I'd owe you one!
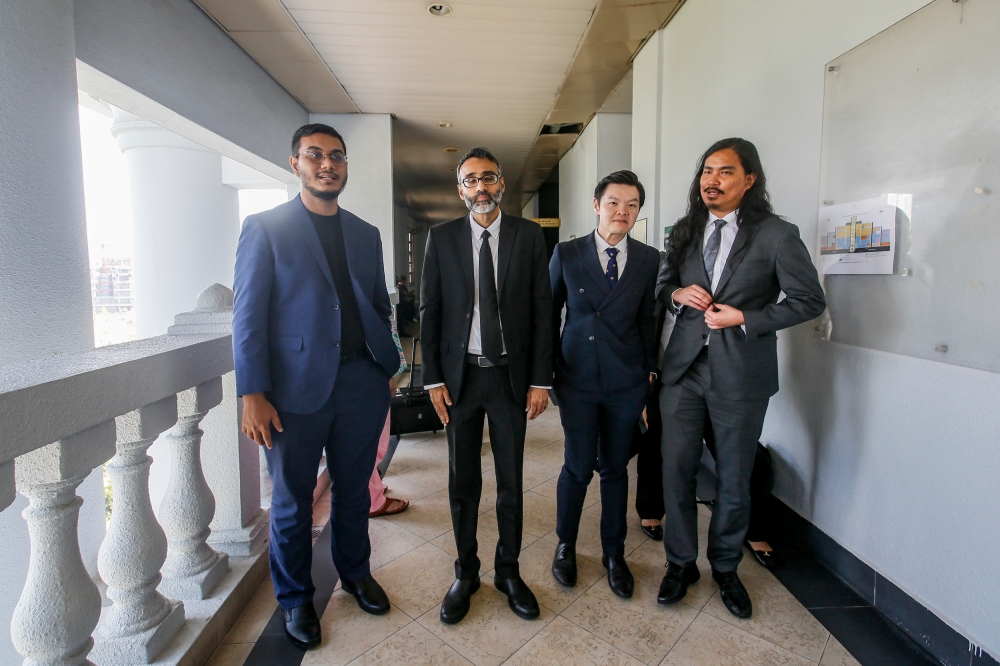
[0,286,267,666]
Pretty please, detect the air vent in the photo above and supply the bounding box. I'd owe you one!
[540,123,583,135]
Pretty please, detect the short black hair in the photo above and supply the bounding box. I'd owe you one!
[456,147,502,182]
[292,123,347,155]
[594,170,645,208]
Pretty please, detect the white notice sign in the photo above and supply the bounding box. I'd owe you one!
[816,195,904,275]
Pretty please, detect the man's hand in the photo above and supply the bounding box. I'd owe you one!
[429,385,453,426]
[672,285,713,311]
[704,303,745,329]
[242,393,283,449]
[526,387,549,420]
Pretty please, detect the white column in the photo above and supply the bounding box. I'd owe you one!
[10,421,117,666]
[168,285,268,556]
[110,108,241,339]
[158,378,229,600]
[92,398,184,666]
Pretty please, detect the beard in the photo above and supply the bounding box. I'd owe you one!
[304,172,347,201]
[463,188,502,214]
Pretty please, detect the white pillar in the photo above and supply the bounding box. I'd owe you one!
[110,107,241,339]
[10,421,117,666]
[92,398,184,665]
[158,378,229,600]
[168,285,268,556]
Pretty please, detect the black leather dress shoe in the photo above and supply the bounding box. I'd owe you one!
[602,554,634,598]
[641,524,664,541]
[494,575,540,620]
[713,570,752,618]
[551,543,577,587]
[440,577,480,625]
[282,603,321,649]
[657,562,700,605]
[341,574,390,615]
[744,539,776,569]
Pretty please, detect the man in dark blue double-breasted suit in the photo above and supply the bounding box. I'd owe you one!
[548,170,660,599]
[233,124,401,649]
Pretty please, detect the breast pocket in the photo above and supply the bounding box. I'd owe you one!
[270,335,303,351]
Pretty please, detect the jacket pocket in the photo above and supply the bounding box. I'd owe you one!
[270,335,303,351]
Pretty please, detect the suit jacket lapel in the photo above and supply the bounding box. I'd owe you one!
[496,214,518,297]
[338,209,366,303]
[290,196,334,287]
[714,219,761,296]
[456,218,475,303]
[580,231,613,298]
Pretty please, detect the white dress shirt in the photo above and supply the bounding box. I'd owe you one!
[425,211,550,390]
[593,229,628,277]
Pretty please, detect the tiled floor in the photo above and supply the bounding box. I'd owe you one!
[207,402,862,666]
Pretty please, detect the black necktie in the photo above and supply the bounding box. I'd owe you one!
[605,247,619,287]
[479,230,503,363]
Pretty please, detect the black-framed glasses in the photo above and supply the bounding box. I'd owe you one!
[460,174,500,188]
[296,150,348,167]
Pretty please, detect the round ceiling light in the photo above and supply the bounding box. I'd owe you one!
[439,121,453,128]
[444,147,460,152]
[427,4,453,17]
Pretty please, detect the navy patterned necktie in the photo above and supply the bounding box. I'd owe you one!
[703,219,727,285]
[605,247,619,287]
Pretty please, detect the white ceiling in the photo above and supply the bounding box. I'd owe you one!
[281,0,601,222]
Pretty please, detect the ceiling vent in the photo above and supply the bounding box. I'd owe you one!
[540,123,583,135]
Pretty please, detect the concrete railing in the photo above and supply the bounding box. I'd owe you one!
[0,285,267,666]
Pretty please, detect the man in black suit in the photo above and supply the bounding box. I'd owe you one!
[548,170,659,599]
[655,138,825,617]
[420,147,553,624]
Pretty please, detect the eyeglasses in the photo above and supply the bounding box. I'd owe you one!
[296,150,348,167]
[460,174,500,188]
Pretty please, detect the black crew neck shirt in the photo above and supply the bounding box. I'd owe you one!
[307,210,366,357]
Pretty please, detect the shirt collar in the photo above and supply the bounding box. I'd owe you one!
[469,210,502,239]
[707,208,739,228]
[594,229,628,253]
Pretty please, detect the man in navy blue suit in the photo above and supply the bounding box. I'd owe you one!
[548,170,660,599]
[233,124,401,649]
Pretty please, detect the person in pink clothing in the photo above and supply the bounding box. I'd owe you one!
[370,312,410,517]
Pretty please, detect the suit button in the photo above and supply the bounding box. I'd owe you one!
[466,313,471,319]
[596,312,601,317]
[579,288,584,293]
[334,303,340,310]
[701,334,708,340]
[589,336,595,341]
[335,342,341,347]
[461,342,465,349]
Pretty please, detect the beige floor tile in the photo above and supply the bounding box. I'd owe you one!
[521,491,558,538]
[205,642,253,666]
[367,517,426,571]
[820,636,862,666]
[521,458,562,492]
[392,459,450,494]
[544,510,646,562]
[627,539,719,611]
[505,615,646,666]
[388,438,449,474]
[377,472,438,503]
[302,597,410,666]
[221,577,277,644]
[701,567,829,662]
[396,432,443,448]
[662,612,815,666]
[348,622,472,666]
[562,580,699,665]
[385,488,455,541]
[370,542,459,619]
[515,539,606,614]
[525,441,566,468]
[524,425,564,452]
[418,574,555,666]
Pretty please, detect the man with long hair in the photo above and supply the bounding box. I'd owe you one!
[654,138,825,617]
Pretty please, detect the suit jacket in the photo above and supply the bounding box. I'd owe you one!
[233,195,399,414]
[420,214,553,404]
[551,232,660,393]
[656,212,826,400]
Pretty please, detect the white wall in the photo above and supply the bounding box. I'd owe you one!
[558,113,633,241]
[634,0,999,654]
[521,194,538,219]
[310,114,396,295]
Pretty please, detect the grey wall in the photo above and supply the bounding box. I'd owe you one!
[73,0,308,171]
[632,0,999,654]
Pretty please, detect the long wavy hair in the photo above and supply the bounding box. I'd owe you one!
[666,138,773,270]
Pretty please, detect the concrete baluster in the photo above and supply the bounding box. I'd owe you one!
[158,378,229,599]
[10,421,117,666]
[92,397,184,665]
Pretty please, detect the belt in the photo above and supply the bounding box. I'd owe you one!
[340,352,365,364]
[465,354,508,367]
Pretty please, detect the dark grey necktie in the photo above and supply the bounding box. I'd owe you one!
[703,219,727,285]
[478,230,503,363]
